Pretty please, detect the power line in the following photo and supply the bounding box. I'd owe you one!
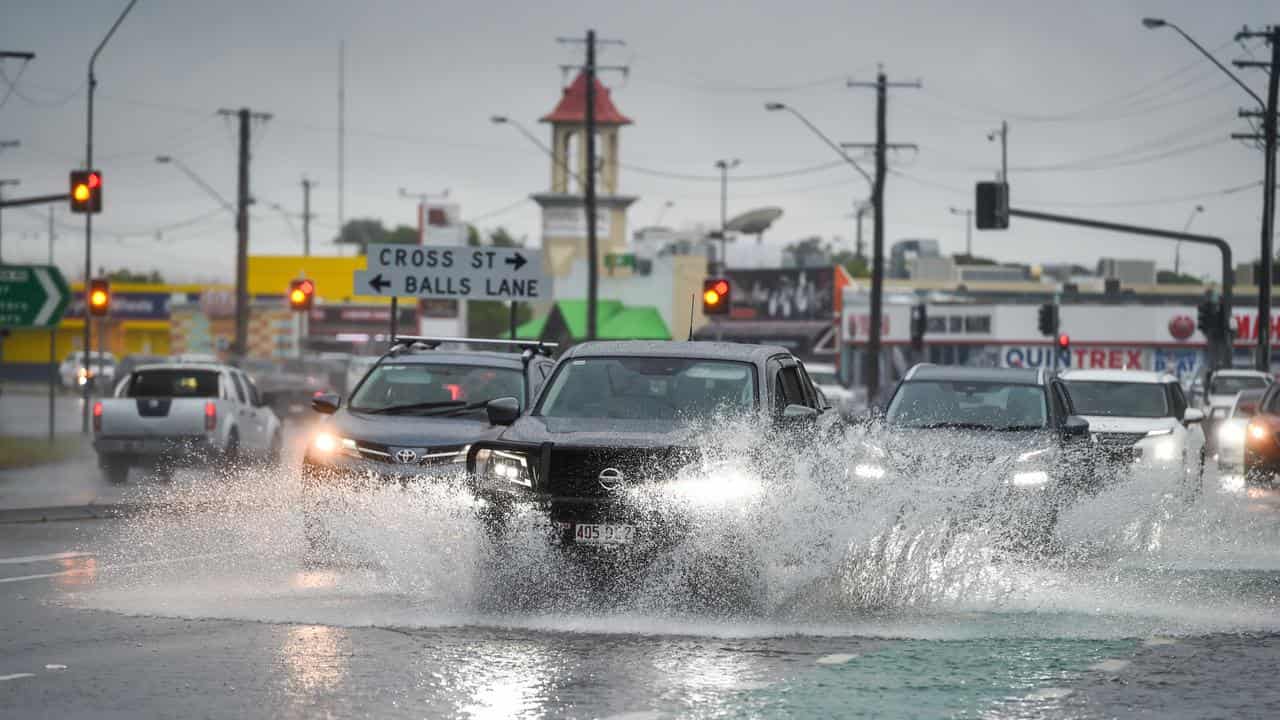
[621,159,848,182]
[463,197,533,225]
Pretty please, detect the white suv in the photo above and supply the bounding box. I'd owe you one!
[1200,368,1272,422]
[1059,369,1206,490]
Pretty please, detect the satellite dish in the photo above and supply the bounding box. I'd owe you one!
[725,207,783,238]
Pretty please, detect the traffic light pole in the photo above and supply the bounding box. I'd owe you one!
[1009,208,1234,368]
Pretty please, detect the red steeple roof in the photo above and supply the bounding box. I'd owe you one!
[540,71,632,125]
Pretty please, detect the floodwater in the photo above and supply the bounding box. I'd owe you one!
[69,422,1280,718]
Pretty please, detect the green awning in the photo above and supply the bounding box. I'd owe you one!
[514,315,546,340]
[598,306,669,339]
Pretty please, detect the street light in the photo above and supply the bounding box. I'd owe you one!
[948,206,974,258]
[764,102,873,187]
[713,158,740,271]
[1144,17,1273,372]
[490,115,586,187]
[1174,204,1205,276]
[155,155,235,213]
[767,101,883,402]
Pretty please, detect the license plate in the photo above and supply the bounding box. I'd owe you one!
[573,523,636,545]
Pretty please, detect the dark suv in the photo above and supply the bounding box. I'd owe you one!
[302,337,557,551]
[867,364,1092,543]
[466,341,834,555]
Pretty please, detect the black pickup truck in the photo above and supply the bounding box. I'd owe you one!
[466,341,836,559]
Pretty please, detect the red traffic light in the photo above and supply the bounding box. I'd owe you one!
[70,169,103,214]
[702,277,731,316]
[88,278,110,317]
[1057,333,1070,348]
[288,278,315,311]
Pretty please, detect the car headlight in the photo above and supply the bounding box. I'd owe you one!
[1218,423,1244,445]
[852,463,887,480]
[1145,427,1174,437]
[1248,423,1269,443]
[1150,437,1178,462]
[312,431,357,457]
[665,464,762,506]
[473,448,533,488]
[1010,470,1050,488]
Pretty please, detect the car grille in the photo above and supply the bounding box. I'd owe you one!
[352,440,467,467]
[546,446,700,497]
[1092,432,1145,462]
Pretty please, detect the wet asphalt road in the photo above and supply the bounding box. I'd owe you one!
[3,509,1280,718]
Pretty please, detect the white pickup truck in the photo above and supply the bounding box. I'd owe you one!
[93,363,282,483]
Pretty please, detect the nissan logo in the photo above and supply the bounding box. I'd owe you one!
[394,449,419,464]
[598,467,626,491]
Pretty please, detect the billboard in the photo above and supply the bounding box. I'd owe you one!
[725,268,835,321]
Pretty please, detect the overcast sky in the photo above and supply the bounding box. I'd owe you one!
[0,0,1275,284]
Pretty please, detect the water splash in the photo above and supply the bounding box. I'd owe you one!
[74,421,1280,639]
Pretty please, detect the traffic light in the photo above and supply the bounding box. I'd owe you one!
[1057,333,1070,353]
[1037,303,1058,337]
[975,181,1008,230]
[702,278,731,316]
[1197,299,1219,336]
[70,170,103,214]
[88,278,110,317]
[289,278,315,311]
[909,303,927,351]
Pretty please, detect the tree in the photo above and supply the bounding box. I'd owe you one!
[831,250,869,278]
[385,225,418,244]
[334,218,387,251]
[1157,270,1203,285]
[466,225,523,248]
[106,268,163,283]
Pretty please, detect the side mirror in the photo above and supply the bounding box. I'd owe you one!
[311,392,340,415]
[1063,415,1090,439]
[781,404,820,423]
[486,396,521,426]
[1183,407,1205,424]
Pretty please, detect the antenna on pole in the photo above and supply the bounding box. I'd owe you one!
[688,294,697,341]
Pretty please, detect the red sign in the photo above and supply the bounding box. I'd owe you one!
[1168,315,1194,341]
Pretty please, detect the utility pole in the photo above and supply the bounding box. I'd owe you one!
[557,30,626,341]
[217,107,272,360]
[1231,25,1279,370]
[989,120,1008,182]
[714,159,740,272]
[338,41,346,250]
[301,177,314,256]
[848,69,921,404]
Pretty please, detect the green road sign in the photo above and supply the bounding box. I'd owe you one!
[0,264,71,328]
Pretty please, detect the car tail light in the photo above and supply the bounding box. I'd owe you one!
[92,401,103,432]
[204,401,217,431]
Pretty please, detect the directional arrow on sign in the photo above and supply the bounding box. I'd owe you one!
[504,252,527,272]
[0,264,70,328]
[367,273,391,294]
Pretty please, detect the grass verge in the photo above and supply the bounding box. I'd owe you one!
[0,434,87,470]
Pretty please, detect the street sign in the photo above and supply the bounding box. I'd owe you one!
[354,244,552,301]
[0,265,71,328]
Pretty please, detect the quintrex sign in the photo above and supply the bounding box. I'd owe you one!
[354,244,551,301]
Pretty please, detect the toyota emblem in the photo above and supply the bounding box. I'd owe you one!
[394,449,419,464]
[598,467,626,491]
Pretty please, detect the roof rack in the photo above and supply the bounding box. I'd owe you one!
[388,335,559,357]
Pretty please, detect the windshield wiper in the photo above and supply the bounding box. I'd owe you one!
[359,401,467,415]
[419,400,494,417]
[996,424,1044,431]
[909,422,996,430]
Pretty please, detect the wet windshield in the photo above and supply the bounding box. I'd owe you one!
[349,363,523,414]
[538,357,756,421]
[1063,381,1170,418]
[886,380,1048,430]
[1211,375,1269,395]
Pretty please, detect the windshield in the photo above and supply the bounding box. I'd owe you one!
[886,380,1048,430]
[68,352,115,366]
[1211,375,1269,396]
[128,369,219,398]
[538,357,756,422]
[808,370,840,386]
[348,363,523,414]
[1063,381,1170,418]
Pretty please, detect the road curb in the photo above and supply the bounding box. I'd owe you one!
[0,503,148,524]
